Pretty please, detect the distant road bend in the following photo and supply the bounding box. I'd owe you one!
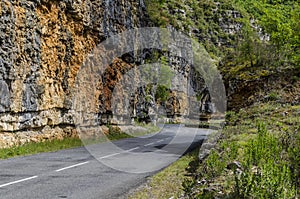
[0,125,212,199]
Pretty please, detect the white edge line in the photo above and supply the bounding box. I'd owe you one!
[0,176,38,188]
[55,161,89,172]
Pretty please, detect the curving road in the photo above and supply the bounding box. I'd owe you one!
[0,125,212,199]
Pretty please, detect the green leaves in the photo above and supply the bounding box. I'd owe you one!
[153,63,174,103]
[237,0,300,68]
[236,122,298,198]
[155,85,169,102]
[158,61,175,88]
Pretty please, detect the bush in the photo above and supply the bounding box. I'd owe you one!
[236,122,298,198]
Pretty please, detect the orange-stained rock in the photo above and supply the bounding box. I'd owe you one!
[0,0,150,147]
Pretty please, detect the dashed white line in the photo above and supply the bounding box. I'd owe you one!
[98,147,140,160]
[55,161,90,172]
[126,147,139,152]
[0,176,38,188]
[0,138,172,189]
[98,152,121,159]
[144,142,155,147]
[0,137,175,189]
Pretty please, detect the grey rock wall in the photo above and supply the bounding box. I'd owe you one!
[0,0,150,147]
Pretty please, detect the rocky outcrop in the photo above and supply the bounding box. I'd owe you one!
[0,0,219,148]
[0,0,150,147]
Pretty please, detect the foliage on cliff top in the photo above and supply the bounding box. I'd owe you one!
[232,0,300,70]
[146,0,300,80]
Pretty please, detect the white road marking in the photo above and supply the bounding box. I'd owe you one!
[98,147,140,159]
[98,152,121,159]
[0,136,181,189]
[55,161,90,172]
[144,142,155,146]
[126,147,139,152]
[0,176,38,188]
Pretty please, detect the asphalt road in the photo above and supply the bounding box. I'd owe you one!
[0,125,211,199]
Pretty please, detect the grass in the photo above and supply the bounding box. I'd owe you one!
[0,137,83,159]
[107,125,133,141]
[128,149,199,199]
[181,102,300,198]
[132,122,161,137]
[0,123,160,160]
[127,102,300,198]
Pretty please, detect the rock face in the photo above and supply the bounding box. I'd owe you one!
[0,0,150,147]
[0,0,216,148]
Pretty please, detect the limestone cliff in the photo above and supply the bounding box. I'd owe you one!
[0,0,150,147]
[0,0,222,148]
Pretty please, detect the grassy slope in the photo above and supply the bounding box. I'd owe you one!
[146,0,300,95]
[184,102,300,198]
[134,1,300,198]
[130,102,300,198]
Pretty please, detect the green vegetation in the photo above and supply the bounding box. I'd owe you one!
[142,55,174,103]
[146,0,300,81]
[142,1,300,198]
[106,125,133,140]
[158,57,175,88]
[182,102,300,198]
[146,0,239,57]
[235,0,300,68]
[0,123,160,159]
[128,148,199,199]
[155,84,169,102]
[133,102,300,198]
[0,137,83,159]
[138,122,161,134]
[155,61,174,102]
